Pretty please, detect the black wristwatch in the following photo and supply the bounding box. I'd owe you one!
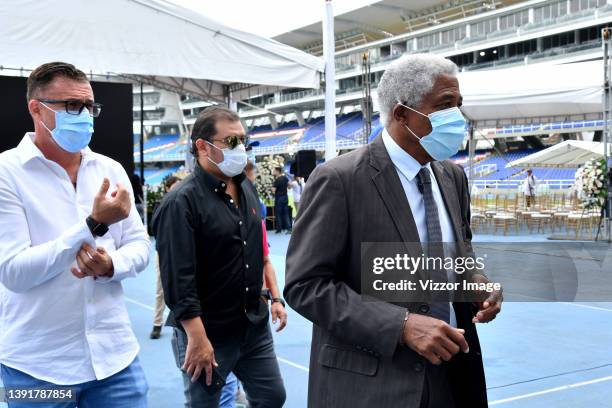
[86,215,109,237]
[272,298,286,307]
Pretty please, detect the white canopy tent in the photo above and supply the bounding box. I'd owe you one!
[0,0,324,103]
[459,60,603,122]
[506,140,604,169]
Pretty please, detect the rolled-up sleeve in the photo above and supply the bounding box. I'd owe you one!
[153,194,201,322]
[0,174,95,293]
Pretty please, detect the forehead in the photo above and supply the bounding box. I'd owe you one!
[41,76,94,100]
[428,74,461,100]
[214,119,245,136]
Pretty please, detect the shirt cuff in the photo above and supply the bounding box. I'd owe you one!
[64,219,96,250]
[95,250,130,283]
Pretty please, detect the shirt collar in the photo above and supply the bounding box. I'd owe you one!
[194,163,246,195]
[18,132,95,165]
[381,128,430,181]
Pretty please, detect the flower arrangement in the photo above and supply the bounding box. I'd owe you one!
[575,158,608,210]
[255,155,285,205]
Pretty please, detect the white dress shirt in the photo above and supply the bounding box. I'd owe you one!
[382,129,457,326]
[0,133,150,385]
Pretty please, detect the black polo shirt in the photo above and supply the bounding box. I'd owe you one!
[152,164,264,342]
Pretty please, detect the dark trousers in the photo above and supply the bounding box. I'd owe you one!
[274,195,291,232]
[419,361,455,408]
[171,322,286,408]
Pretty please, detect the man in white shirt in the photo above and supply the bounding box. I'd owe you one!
[0,62,150,407]
[523,169,537,207]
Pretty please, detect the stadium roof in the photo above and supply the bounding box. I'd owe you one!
[274,0,527,54]
[0,0,324,103]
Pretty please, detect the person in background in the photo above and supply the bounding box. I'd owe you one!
[0,61,150,407]
[153,106,285,407]
[150,175,181,340]
[523,169,537,207]
[272,167,291,234]
[130,173,145,221]
[289,175,304,216]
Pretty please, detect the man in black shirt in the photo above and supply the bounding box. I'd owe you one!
[152,107,286,408]
[272,167,291,234]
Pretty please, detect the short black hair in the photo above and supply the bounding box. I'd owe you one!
[274,166,283,173]
[27,62,88,101]
[190,106,240,157]
[164,175,181,191]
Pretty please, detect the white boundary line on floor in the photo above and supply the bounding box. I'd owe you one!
[561,302,612,312]
[489,375,612,405]
[277,357,309,372]
[124,296,310,372]
[125,296,155,311]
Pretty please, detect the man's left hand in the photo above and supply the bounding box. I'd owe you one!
[72,244,114,279]
[271,302,288,332]
[471,274,502,324]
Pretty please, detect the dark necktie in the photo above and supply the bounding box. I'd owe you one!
[417,168,450,323]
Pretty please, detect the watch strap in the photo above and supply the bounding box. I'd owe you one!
[272,297,285,307]
[86,215,109,237]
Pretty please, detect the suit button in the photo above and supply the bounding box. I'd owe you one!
[413,362,424,372]
[419,304,430,313]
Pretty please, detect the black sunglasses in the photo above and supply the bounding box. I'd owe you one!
[212,135,246,149]
[38,99,103,118]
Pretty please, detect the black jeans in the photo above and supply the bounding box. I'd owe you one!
[171,321,286,408]
[274,195,291,231]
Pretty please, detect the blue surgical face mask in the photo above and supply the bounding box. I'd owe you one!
[40,102,94,153]
[398,101,466,161]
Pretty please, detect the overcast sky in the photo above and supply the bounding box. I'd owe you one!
[167,0,379,38]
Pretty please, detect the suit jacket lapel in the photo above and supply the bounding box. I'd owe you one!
[431,161,464,248]
[368,136,422,257]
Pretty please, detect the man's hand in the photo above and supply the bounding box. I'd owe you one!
[471,274,503,324]
[91,178,131,226]
[71,244,114,279]
[183,335,218,385]
[402,313,469,365]
[271,302,288,332]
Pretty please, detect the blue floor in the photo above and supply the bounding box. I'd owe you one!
[2,231,611,407]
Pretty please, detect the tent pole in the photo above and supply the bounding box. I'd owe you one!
[140,82,147,228]
[323,0,337,161]
[468,121,475,193]
[603,28,612,242]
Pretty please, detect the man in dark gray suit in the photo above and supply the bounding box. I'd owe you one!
[284,54,502,408]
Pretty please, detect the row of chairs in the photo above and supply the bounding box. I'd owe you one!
[470,193,603,237]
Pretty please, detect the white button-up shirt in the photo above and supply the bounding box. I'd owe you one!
[0,133,150,385]
[382,129,457,326]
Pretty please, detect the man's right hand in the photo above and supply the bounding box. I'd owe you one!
[402,313,469,365]
[90,178,131,225]
[183,335,218,385]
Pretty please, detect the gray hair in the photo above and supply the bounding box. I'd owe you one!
[377,53,458,126]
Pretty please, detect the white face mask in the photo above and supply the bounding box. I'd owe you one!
[206,141,248,177]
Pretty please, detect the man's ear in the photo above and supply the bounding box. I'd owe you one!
[28,99,41,120]
[392,103,408,126]
[195,139,208,157]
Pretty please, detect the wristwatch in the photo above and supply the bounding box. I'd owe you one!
[86,215,109,237]
[271,297,286,307]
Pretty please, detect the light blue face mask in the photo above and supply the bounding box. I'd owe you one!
[40,103,94,153]
[398,101,466,161]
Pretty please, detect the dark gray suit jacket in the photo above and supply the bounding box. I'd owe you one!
[284,135,487,408]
